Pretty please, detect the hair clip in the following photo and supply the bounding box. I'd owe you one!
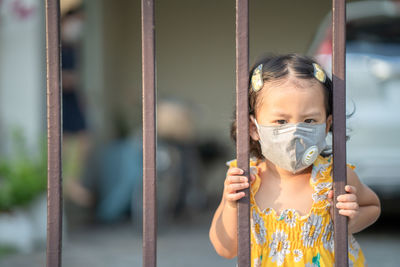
[313,63,326,83]
[251,64,264,92]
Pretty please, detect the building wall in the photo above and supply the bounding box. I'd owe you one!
[85,0,333,145]
[0,0,334,153]
[0,0,45,154]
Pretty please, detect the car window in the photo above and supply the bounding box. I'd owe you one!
[347,18,400,56]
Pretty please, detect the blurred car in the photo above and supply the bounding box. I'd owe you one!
[307,0,400,213]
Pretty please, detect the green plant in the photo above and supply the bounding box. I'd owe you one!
[0,245,18,258]
[0,130,47,211]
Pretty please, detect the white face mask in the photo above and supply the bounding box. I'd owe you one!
[254,119,327,173]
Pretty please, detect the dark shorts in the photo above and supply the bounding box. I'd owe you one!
[63,91,86,133]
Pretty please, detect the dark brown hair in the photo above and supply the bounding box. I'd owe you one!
[230,53,333,159]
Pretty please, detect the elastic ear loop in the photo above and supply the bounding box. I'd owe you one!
[253,118,263,144]
[252,118,267,158]
[253,118,261,131]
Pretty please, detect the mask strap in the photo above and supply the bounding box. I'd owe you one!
[253,118,260,131]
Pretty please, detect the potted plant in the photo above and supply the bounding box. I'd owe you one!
[0,130,47,255]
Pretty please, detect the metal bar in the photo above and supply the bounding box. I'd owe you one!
[142,0,157,266]
[236,0,250,266]
[332,0,348,266]
[45,0,62,266]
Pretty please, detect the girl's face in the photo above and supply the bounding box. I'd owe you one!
[250,75,332,141]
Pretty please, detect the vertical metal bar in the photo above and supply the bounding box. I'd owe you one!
[45,0,62,266]
[142,0,157,266]
[236,0,250,266]
[332,0,348,266]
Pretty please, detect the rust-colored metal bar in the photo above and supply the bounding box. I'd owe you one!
[45,0,62,266]
[236,0,250,266]
[332,0,348,266]
[142,0,157,266]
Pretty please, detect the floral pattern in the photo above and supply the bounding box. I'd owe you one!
[322,220,334,252]
[262,207,272,215]
[315,182,332,192]
[269,229,290,266]
[228,155,366,267]
[305,253,321,267]
[293,249,303,262]
[311,162,330,183]
[312,191,327,203]
[301,214,323,247]
[251,209,267,245]
[282,209,297,227]
[349,235,361,260]
[253,256,262,267]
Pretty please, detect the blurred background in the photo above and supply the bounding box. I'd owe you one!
[0,0,399,266]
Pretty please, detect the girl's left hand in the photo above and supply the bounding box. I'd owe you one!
[327,185,359,226]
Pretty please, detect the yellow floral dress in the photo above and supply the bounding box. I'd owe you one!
[227,155,367,267]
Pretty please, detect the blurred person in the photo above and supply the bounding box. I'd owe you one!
[61,6,94,208]
[94,99,206,225]
[209,54,380,266]
[156,99,206,221]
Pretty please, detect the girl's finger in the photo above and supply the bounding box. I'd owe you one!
[338,209,358,219]
[336,202,359,210]
[226,192,245,202]
[228,182,249,192]
[227,175,248,184]
[345,185,357,194]
[227,167,244,176]
[337,193,357,202]
[327,190,333,200]
[250,174,256,183]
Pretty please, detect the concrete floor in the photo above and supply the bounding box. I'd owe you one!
[1,214,399,267]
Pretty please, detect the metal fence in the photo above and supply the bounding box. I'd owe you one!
[45,0,62,266]
[45,0,348,266]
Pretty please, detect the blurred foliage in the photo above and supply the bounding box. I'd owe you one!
[0,245,18,258]
[0,130,47,211]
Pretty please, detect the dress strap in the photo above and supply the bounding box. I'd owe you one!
[309,155,356,209]
[309,155,333,209]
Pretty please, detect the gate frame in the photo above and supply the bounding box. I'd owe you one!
[44,0,349,266]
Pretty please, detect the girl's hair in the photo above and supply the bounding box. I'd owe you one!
[230,53,334,159]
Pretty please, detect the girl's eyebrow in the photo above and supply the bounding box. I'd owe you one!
[269,111,322,118]
[302,111,322,117]
[270,110,290,117]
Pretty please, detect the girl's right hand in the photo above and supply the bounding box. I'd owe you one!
[223,167,256,207]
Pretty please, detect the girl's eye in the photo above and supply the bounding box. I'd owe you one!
[304,119,316,123]
[276,120,287,124]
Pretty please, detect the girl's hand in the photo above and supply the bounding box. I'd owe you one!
[223,167,256,208]
[327,185,360,227]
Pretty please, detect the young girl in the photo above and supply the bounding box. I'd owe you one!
[209,54,380,266]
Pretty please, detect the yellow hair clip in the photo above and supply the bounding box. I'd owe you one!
[313,63,326,83]
[251,64,264,92]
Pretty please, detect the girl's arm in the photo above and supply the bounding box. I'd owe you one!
[209,196,239,259]
[329,166,381,234]
[209,167,254,259]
